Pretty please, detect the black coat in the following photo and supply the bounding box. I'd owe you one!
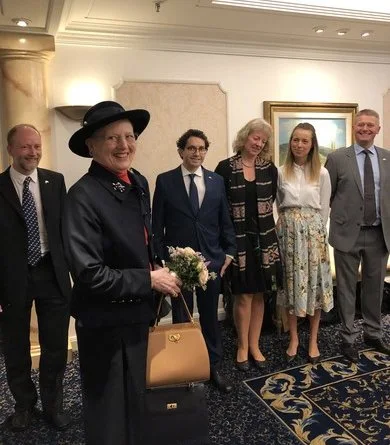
[0,167,71,310]
[63,161,155,327]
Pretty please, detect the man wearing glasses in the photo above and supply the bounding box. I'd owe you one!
[152,129,236,393]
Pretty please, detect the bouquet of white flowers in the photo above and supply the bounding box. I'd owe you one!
[166,246,217,291]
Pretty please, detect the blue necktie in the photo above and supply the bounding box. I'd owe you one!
[22,177,41,266]
[189,174,199,214]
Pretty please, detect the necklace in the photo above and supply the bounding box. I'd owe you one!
[242,161,255,168]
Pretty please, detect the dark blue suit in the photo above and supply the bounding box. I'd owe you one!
[152,166,236,368]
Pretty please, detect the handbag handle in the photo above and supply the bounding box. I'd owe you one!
[154,292,194,327]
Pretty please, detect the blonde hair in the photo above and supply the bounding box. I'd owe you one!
[354,109,379,122]
[283,122,321,183]
[233,118,273,161]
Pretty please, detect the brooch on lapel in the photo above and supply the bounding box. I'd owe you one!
[112,182,126,193]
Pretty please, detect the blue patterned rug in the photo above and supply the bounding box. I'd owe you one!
[1,315,390,444]
[245,350,390,444]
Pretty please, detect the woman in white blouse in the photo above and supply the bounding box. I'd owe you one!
[276,122,333,364]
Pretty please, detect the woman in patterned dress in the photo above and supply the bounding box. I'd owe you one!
[216,118,283,371]
[276,122,333,364]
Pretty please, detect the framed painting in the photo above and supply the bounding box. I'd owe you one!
[263,101,358,166]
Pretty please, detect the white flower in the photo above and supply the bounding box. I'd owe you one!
[166,245,216,291]
[183,247,196,256]
[199,268,209,286]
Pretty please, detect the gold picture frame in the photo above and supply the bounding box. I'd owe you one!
[263,101,358,165]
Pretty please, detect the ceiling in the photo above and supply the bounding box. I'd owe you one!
[1,0,390,63]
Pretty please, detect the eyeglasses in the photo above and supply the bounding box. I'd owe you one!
[95,133,137,146]
[355,122,376,129]
[185,145,208,154]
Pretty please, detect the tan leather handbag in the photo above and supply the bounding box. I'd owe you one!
[146,294,210,388]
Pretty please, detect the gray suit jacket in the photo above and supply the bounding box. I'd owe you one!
[325,145,390,253]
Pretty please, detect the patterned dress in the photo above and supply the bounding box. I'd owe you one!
[215,155,283,295]
[276,164,333,316]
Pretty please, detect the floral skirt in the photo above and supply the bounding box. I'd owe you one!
[276,208,333,317]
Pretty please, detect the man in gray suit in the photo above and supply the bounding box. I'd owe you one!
[325,109,390,362]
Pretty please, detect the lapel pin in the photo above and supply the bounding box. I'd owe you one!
[45,180,49,184]
[112,182,126,193]
[383,158,387,161]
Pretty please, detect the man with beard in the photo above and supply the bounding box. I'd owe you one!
[0,124,71,431]
[152,128,236,393]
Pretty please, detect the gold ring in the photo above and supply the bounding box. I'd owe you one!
[170,271,177,278]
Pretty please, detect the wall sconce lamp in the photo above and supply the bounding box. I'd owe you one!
[54,105,90,122]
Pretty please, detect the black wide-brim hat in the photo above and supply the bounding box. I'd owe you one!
[68,101,150,157]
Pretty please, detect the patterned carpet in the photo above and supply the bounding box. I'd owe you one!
[245,350,390,444]
[0,312,389,445]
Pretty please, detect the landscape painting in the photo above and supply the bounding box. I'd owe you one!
[263,102,358,166]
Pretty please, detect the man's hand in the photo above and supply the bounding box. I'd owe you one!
[150,267,181,297]
[220,255,233,277]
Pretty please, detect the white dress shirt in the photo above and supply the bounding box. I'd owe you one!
[180,165,206,207]
[276,164,331,224]
[10,166,49,255]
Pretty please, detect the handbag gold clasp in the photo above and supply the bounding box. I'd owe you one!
[168,333,181,342]
[167,403,177,410]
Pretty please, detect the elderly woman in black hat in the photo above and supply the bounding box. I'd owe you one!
[63,101,181,445]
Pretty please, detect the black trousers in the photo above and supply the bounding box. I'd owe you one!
[76,322,149,445]
[2,255,70,413]
[171,276,222,368]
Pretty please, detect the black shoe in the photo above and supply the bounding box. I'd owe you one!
[286,352,296,363]
[341,343,359,362]
[308,355,321,365]
[236,360,250,372]
[364,337,390,355]
[7,409,33,431]
[210,369,233,393]
[43,411,71,430]
[250,355,267,369]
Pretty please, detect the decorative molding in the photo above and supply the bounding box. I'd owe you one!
[204,0,390,22]
[0,50,53,61]
[114,78,227,94]
[46,0,67,35]
[56,30,390,65]
[0,32,55,61]
[53,2,390,64]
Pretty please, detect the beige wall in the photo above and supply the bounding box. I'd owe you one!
[116,81,227,195]
[384,89,390,148]
[42,46,390,340]
[50,47,390,190]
